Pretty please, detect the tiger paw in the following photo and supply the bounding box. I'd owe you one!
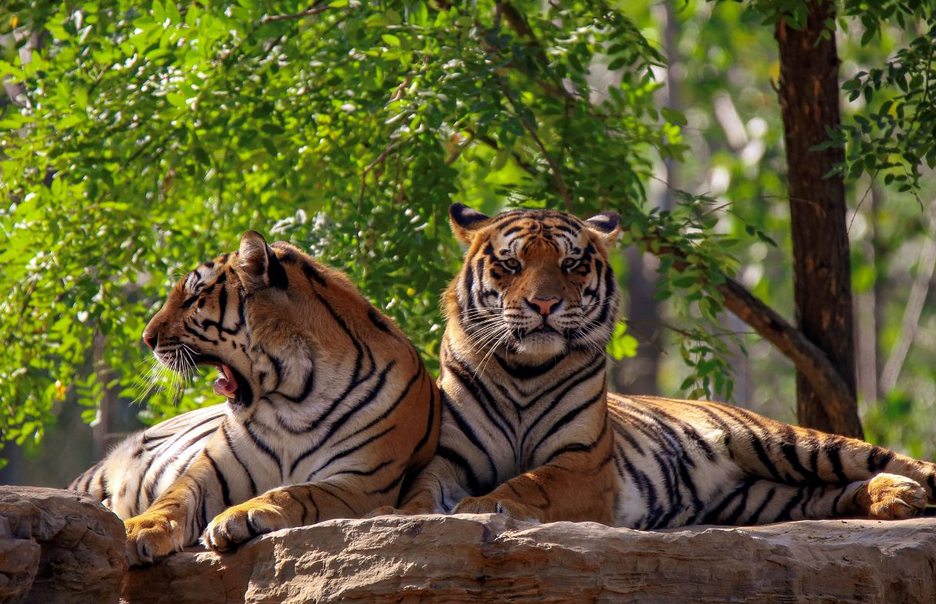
[202,501,289,553]
[452,495,541,522]
[124,512,185,566]
[367,499,437,518]
[863,473,927,519]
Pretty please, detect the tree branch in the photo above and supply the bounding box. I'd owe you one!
[630,227,859,425]
[880,199,936,392]
[717,277,858,425]
[497,80,573,212]
[260,2,330,24]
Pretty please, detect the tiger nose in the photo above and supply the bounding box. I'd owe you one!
[526,297,561,316]
[143,331,158,350]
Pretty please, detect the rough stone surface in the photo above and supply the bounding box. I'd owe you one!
[122,514,936,604]
[0,486,127,604]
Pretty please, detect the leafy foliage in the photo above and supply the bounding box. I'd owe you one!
[834,16,936,197]
[1,0,934,465]
[0,0,713,457]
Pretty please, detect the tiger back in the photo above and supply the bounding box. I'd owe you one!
[71,231,440,564]
[398,204,936,528]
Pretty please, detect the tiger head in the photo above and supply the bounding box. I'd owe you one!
[445,204,621,363]
[141,231,365,409]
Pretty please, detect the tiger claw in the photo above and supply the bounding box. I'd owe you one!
[863,473,927,520]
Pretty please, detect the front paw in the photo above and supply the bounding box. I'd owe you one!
[125,513,184,566]
[452,495,540,522]
[366,500,436,518]
[203,502,289,553]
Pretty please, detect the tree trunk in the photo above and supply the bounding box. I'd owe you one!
[775,3,863,438]
[613,247,662,395]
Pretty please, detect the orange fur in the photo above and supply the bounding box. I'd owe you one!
[76,232,439,565]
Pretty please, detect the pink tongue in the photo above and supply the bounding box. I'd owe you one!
[213,365,238,398]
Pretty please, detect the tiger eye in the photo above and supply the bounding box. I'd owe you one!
[504,258,521,271]
[561,258,579,270]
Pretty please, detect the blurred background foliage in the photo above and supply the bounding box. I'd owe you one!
[0,0,933,486]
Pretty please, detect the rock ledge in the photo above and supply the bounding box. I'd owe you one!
[123,513,936,604]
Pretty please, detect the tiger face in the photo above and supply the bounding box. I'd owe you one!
[142,231,322,410]
[446,204,621,362]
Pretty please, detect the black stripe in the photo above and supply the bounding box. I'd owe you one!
[317,483,355,513]
[520,353,605,450]
[332,459,393,478]
[205,450,232,508]
[442,394,499,484]
[715,406,784,482]
[622,454,659,529]
[775,486,806,522]
[367,307,396,335]
[366,470,407,496]
[494,354,564,380]
[290,361,400,474]
[866,446,894,473]
[542,413,609,464]
[702,477,753,524]
[778,425,821,483]
[310,424,396,480]
[409,372,437,461]
[531,391,603,461]
[437,446,482,496]
[222,422,257,497]
[651,450,683,529]
[302,261,327,286]
[824,439,850,484]
[143,425,219,507]
[244,420,283,477]
[446,358,516,442]
[747,485,777,524]
[722,480,755,525]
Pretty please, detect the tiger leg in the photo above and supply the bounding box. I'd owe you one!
[203,476,393,552]
[708,473,927,525]
[451,421,616,524]
[704,403,936,501]
[387,455,473,516]
[124,449,229,565]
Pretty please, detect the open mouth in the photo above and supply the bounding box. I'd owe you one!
[192,354,252,406]
[214,364,239,399]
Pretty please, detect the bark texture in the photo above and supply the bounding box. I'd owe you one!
[121,513,936,604]
[775,3,863,438]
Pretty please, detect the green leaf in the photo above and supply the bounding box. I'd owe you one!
[661,107,687,126]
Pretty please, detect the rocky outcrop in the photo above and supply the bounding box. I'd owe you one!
[0,486,127,604]
[123,513,936,604]
[2,486,933,604]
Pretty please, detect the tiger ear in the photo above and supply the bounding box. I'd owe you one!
[584,211,621,245]
[236,231,289,291]
[449,203,492,244]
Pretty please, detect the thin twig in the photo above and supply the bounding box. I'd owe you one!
[497,79,573,212]
[260,3,331,24]
[880,198,936,392]
[357,142,399,212]
[471,130,538,177]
